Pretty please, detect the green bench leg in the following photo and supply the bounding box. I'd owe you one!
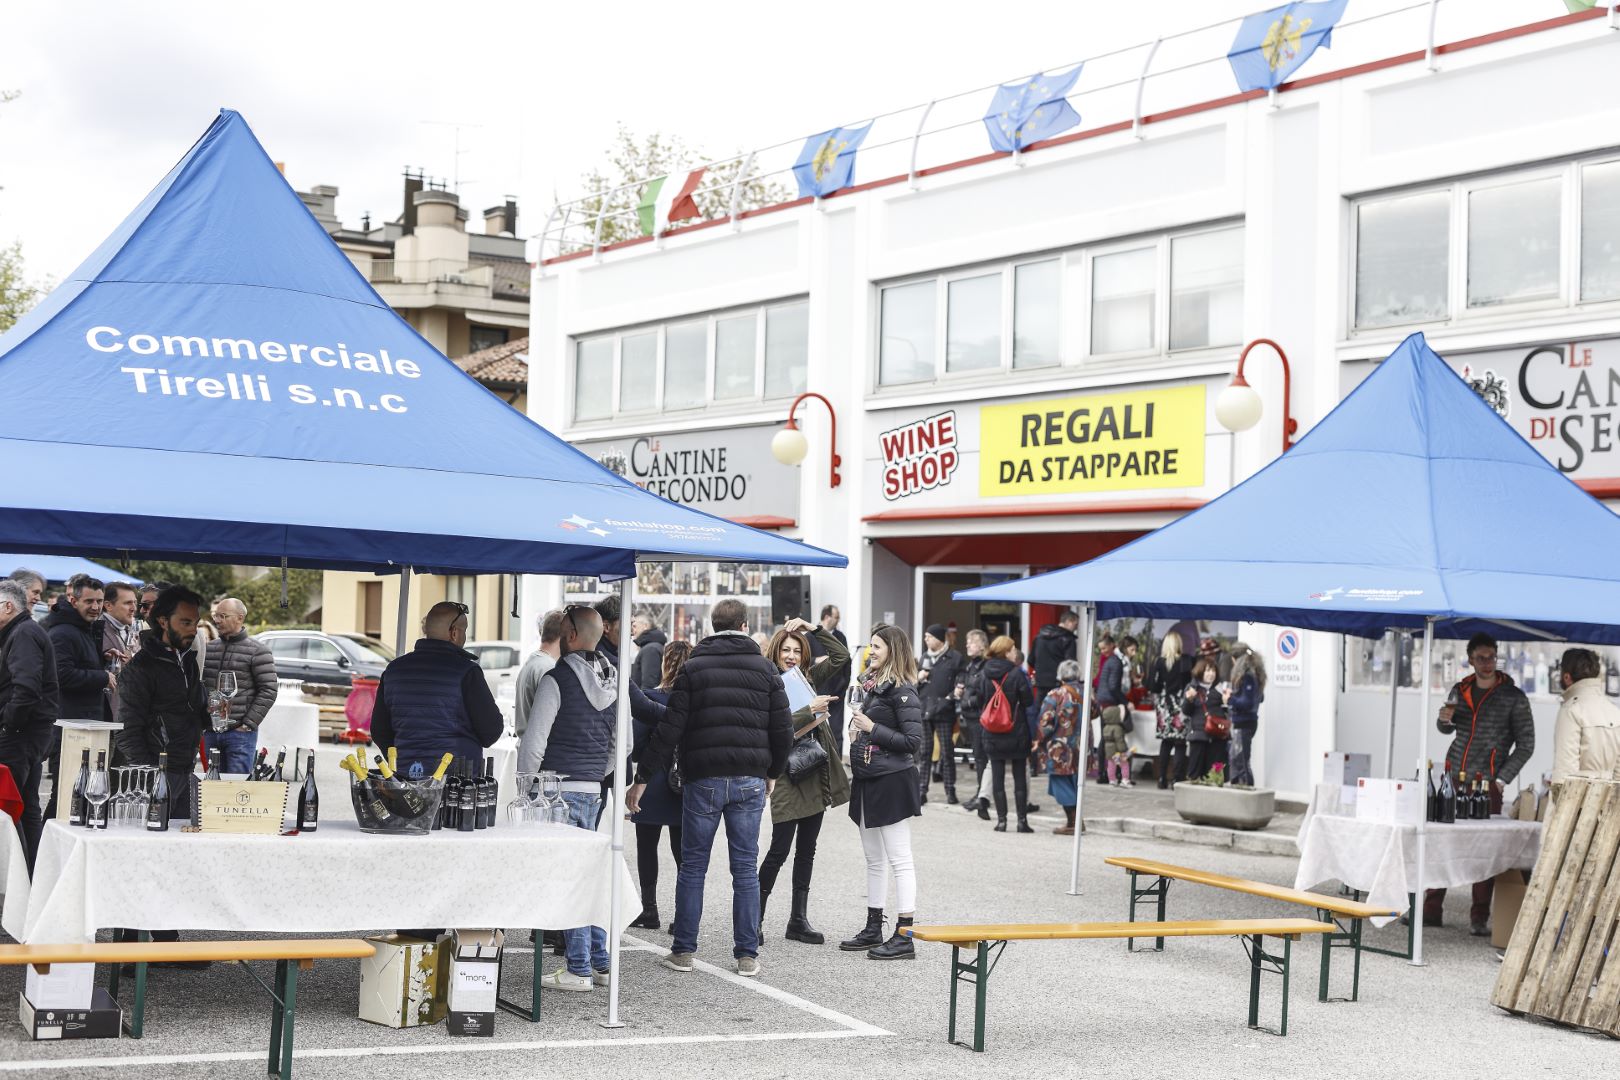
[267,960,299,1080]
[947,946,960,1045]
[1317,914,1367,1003]
[1245,934,1294,1036]
[1357,892,1416,961]
[105,928,148,1039]
[496,930,542,1022]
[1125,872,1169,953]
[946,941,996,1052]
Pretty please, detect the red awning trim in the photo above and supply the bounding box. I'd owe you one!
[863,498,1205,523]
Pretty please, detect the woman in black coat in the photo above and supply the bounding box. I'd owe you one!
[839,623,924,961]
[970,635,1037,833]
[1182,657,1229,781]
[629,641,691,930]
[1147,633,1196,788]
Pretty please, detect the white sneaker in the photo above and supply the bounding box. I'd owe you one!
[736,956,760,978]
[592,970,612,987]
[1124,780,1137,788]
[542,968,593,992]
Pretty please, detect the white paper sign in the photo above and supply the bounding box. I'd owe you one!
[781,665,817,713]
[1273,629,1303,688]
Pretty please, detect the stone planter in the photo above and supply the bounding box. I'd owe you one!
[1173,782,1276,831]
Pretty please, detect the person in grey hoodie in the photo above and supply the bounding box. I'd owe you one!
[518,605,622,992]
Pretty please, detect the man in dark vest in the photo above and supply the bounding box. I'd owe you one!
[517,605,620,992]
[369,601,504,781]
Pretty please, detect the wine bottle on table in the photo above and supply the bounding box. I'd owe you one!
[1426,759,1438,822]
[1475,773,1490,819]
[146,752,171,831]
[270,748,287,782]
[69,748,90,826]
[249,747,269,780]
[1439,767,1455,824]
[458,762,477,833]
[297,752,318,832]
[373,754,426,817]
[205,748,222,782]
[478,756,497,829]
[442,759,462,830]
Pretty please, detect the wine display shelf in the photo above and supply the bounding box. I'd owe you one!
[1491,770,1620,1035]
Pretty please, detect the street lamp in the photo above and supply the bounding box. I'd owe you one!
[772,391,842,488]
[1216,337,1298,453]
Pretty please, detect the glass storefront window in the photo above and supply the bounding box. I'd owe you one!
[568,563,805,646]
[573,338,613,421]
[1012,259,1060,369]
[619,332,658,412]
[1355,190,1450,328]
[1581,160,1620,302]
[765,302,809,399]
[663,321,707,410]
[1468,177,1561,308]
[945,273,1001,373]
[1170,227,1244,350]
[880,280,937,385]
[1091,247,1156,354]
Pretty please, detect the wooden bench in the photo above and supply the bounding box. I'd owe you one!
[1104,856,1397,1003]
[0,936,375,1080]
[903,918,1333,1051]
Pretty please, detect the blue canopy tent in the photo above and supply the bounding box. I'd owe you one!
[957,332,1620,965]
[0,110,846,1019]
[1,554,125,584]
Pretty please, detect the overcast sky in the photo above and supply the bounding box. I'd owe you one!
[1,0,1549,283]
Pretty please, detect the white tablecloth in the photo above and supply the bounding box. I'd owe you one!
[1295,813,1541,927]
[257,698,321,753]
[2,818,636,944]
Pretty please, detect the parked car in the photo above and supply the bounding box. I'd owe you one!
[260,630,394,686]
[466,640,522,729]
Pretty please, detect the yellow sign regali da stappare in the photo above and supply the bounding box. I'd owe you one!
[979,384,1206,496]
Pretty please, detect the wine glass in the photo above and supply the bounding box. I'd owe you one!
[213,671,239,732]
[85,765,110,829]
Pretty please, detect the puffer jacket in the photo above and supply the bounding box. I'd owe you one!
[0,613,59,759]
[1552,677,1620,784]
[638,631,793,783]
[1095,649,1126,708]
[204,630,279,730]
[115,629,208,768]
[1439,672,1534,784]
[44,597,109,723]
[972,656,1036,760]
[369,638,505,779]
[1031,623,1075,691]
[1182,682,1227,744]
[850,678,923,780]
[770,626,852,823]
[630,628,667,688]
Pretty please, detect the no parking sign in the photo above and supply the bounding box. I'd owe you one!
[1273,629,1303,687]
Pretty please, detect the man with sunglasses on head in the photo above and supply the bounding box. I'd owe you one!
[369,601,504,781]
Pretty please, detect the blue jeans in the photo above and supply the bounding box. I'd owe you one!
[672,776,766,959]
[1229,728,1255,787]
[559,791,609,976]
[204,727,258,775]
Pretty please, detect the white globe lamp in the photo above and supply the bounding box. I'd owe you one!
[1215,376,1263,433]
[771,423,809,467]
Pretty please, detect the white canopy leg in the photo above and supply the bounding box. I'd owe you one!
[605,573,636,1027]
[1385,630,1400,777]
[1412,617,1435,966]
[1068,603,1096,896]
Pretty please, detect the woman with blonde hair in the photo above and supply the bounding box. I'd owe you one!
[839,623,923,960]
[1147,632,1195,788]
[969,635,1037,833]
[758,618,850,945]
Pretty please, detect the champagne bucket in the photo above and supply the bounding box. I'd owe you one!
[349,773,443,834]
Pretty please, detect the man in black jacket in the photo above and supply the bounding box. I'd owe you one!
[917,622,963,804]
[1031,610,1079,704]
[43,575,110,818]
[116,586,210,816]
[628,598,792,979]
[627,615,667,688]
[0,579,58,868]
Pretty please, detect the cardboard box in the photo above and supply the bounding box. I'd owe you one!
[1492,869,1529,949]
[442,929,503,1037]
[1323,752,1371,806]
[18,988,121,1041]
[358,935,447,1029]
[24,963,95,1010]
[1355,777,1425,825]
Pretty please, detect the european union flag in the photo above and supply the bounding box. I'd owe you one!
[793,124,871,198]
[1228,0,1349,92]
[983,65,1082,153]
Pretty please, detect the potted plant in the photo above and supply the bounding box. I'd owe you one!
[1174,764,1276,830]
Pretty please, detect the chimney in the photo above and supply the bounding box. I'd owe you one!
[482,198,519,237]
[401,169,425,234]
[413,188,460,229]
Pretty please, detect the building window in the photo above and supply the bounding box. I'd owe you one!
[1170,228,1244,350]
[570,298,808,423]
[879,280,936,385]
[946,273,1002,373]
[1354,190,1451,330]
[1467,177,1560,309]
[1012,259,1060,369]
[1581,160,1620,302]
[468,325,509,353]
[764,302,809,398]
[444,575,476,608]
[619,332,658,412]
[1091,247,1156,355]
[574,338,613,421]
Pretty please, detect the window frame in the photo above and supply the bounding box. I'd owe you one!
[569,297,810,425]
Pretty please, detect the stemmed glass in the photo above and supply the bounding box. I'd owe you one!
[85,764,110,829]
[212,671,239,733]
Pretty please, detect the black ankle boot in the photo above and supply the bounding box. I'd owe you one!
[945,786,959,805]
[758,890,769,948]
[868,918,915,960]
[785,888,824,944]
[629,907,660,930]
[993,817,1007,832]
[839,907,886,951]
[977,798,992,821]
[1017,817,1035,834]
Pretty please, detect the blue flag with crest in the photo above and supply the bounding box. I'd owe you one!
[1228,0,1349,92]
[793,124,871,198]
[983,66,1082,153]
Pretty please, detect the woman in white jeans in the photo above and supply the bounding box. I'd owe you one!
[839,623,925,960]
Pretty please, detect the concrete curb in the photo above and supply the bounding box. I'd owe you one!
[1085,815,1301,857]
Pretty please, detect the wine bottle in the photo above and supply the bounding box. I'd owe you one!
[146,752,171,831]
[297,752,318,832]
[89,750,110,829]
[270,748,287,782]
[373,754,427,818]
[1426,759,1438,823]
[205,747,222,781]
[249,747,269,780]
[477,756,497,829]
[69,749,90,826]
[1476,773,1490,819]
[457,762,477,832]
[387,746,398,775]
[431,752,453,782]
[1439,767,1455,824]
[442,759,462,830]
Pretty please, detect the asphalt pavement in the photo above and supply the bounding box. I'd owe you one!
[0,762,1607,1079]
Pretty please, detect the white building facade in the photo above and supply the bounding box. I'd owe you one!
[526,11,1620,798]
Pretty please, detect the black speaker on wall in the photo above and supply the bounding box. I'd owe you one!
[771,575,812,628]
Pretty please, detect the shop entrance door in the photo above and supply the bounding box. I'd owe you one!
[914,566,1029,650]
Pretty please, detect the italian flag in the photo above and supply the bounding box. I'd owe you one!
[637,168,706,236]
